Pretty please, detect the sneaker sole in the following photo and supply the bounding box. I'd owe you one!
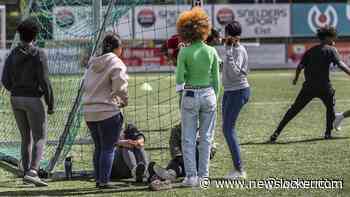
[23,175,48,187]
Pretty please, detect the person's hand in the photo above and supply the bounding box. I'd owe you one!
[126,140,137,148]
[119,96,128,108]
[292,78,298,85]
[135,140,144,148]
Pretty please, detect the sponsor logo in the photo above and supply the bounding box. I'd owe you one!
[307,5,337,33]
[137,9,156,28]
[217,8,234,26]
[55,8,75,29]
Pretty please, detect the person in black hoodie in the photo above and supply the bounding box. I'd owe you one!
[1,18,54,187]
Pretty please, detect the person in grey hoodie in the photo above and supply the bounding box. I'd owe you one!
[82,33,128,189]
[1,18,54,187]
[221,21,250,180]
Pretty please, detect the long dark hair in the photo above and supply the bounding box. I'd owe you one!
[102,33,122,55]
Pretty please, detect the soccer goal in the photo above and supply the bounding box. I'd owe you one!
[0,0,188,177]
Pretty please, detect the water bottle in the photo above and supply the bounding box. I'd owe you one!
[64,156,73,180]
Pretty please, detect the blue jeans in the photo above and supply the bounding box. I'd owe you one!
[222,88,250,171]
[181,87,216,177]
[86,113,123,184]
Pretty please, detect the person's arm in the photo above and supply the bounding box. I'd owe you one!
[111,60,128,108]
[293,64,304,85]
[331,47,350,76]
[37,50,55,114]
[226,46,245,76]
[1,54,13,91]
[175,49,186,92]
[211,49,220,96]
[338,61,350,76]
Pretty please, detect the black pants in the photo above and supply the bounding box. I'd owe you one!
[166,147,199,178]
[274,84,335,136]
[110,147,148,179]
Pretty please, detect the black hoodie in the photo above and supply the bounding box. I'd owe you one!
[1,43,54,111]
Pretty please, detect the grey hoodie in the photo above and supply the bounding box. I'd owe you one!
[222,44,249,91]
[83,52,128,122]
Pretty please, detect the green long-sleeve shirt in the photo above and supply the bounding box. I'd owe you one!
[175,41,220,95]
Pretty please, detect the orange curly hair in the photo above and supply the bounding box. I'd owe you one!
[176,7,211,43]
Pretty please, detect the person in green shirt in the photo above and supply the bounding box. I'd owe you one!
[175,7,220,187]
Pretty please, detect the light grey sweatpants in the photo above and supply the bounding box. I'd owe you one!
[10,96,47,173]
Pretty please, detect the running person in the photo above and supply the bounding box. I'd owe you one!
[269,26,350,143]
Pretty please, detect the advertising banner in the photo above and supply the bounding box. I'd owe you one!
[292,4,350,36]
[288,42,350,66]
[53,6,132,40]
[214,4,290,38]
[134,5,212,40]
[121,47,173,72]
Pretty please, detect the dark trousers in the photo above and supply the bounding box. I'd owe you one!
[111,147,148,179]
[166,148,200,178]
[10,96,47,173]
[274,84,335,136]
[222,88,250,171]
[166,156,186,177]
[86,113,123,184]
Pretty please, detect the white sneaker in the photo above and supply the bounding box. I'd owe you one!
[224,170,247,180]
[182,176,199,187]
[333,112,344,131]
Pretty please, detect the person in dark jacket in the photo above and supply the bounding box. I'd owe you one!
[1,18,54,187]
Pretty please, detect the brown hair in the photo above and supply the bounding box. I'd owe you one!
[176,7,211,43]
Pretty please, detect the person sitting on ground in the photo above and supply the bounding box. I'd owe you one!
[148,124,217,188]
[110,123,149,183]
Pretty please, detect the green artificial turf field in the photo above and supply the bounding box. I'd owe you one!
[0,70,349,197]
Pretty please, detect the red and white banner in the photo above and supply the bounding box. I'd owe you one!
[288,42,350,66]
[121,47,173,72]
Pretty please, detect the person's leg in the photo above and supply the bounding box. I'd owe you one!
[25,98,47,171]
[181,91,199,179]
[86,121,100,185]
[166,157,183,178]
[197,88,216,178]
[319,88,336,138]
[10,97,32,174]
[122,148,138,171]
[98,113,123,185]
[111,148,132,179]
[134,148,149,166]
[222,88,250,173]
[270,86,313,141]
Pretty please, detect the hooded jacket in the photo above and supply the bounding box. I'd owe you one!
[82,52,128,122]
[1,42,54,111]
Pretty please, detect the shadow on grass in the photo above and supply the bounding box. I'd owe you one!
[0,184,150,196]
[241,136,350,146]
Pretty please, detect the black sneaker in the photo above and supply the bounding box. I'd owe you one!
[136,163,146,183]
[268,133,278,144]
[23,170,48,187]
[325,133,332,140]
